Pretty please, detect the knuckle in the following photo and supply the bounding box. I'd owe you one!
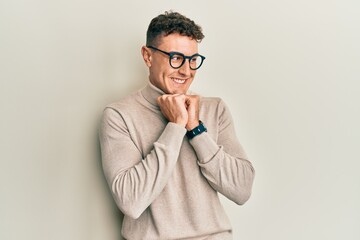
[157,96,163,103]
[174,94,182,100]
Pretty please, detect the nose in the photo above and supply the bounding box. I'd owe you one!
[178,59,192,76]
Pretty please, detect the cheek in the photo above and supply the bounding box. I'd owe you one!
[187,71,196,81]
[162,67,177,77]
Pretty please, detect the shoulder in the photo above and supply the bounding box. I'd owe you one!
[200,96,228,112]
[198,95,234,126]
[104,91,141,114]
[200,96,222,105]
[100,91,144,127]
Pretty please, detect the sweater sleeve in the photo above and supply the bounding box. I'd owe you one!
[189,99,255,205]
[99,107,186,219]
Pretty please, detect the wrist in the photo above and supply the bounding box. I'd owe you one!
[186,120,200,131]
[173,117,188,128]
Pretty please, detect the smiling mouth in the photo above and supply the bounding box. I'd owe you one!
[171,77,186,84]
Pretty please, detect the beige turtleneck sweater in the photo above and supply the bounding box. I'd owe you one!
[99,82,255,240]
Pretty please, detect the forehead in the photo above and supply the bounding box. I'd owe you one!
[157,33,198,54]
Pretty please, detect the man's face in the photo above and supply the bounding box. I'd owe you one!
[146,33,199,94]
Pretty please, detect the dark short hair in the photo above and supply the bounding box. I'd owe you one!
[146,11,205,46]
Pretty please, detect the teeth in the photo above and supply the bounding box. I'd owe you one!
[172,78,185,84]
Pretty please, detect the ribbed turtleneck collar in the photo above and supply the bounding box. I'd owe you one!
[140,81,165,108]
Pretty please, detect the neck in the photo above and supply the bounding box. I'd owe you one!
[141,81,165,107]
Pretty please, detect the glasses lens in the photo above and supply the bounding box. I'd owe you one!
[170,54,184,68]
[189,55,203,70]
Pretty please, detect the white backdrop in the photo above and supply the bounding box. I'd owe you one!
[1,0,359,239]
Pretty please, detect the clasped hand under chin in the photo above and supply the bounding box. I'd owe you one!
[157,94,200,131]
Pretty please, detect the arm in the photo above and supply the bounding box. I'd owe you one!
[188,99,255,205]
[99,108,186,219]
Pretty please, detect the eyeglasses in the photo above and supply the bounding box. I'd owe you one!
[147,46,206,70]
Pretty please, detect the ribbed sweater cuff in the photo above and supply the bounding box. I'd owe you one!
[189,132,220,164]
[157,122,187,146]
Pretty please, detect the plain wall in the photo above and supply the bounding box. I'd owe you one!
[1,0,359,239]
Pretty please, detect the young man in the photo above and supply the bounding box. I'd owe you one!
[99,11,255,240]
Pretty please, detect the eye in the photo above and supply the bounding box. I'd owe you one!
[190,56,198,62]
[171,54,183,62]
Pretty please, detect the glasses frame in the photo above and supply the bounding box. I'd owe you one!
[147,46,206,70]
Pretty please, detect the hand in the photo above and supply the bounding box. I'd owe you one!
[157,94,188,127]
[185,95,200,130]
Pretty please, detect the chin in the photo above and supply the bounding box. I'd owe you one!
[171,88,188,95]
[172,85,191,94]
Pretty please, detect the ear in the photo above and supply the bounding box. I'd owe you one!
[141,46,152,67]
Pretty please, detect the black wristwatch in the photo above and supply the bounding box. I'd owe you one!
[186,121,207,140]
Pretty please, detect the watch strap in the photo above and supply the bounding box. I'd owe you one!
[186,121,207,140]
